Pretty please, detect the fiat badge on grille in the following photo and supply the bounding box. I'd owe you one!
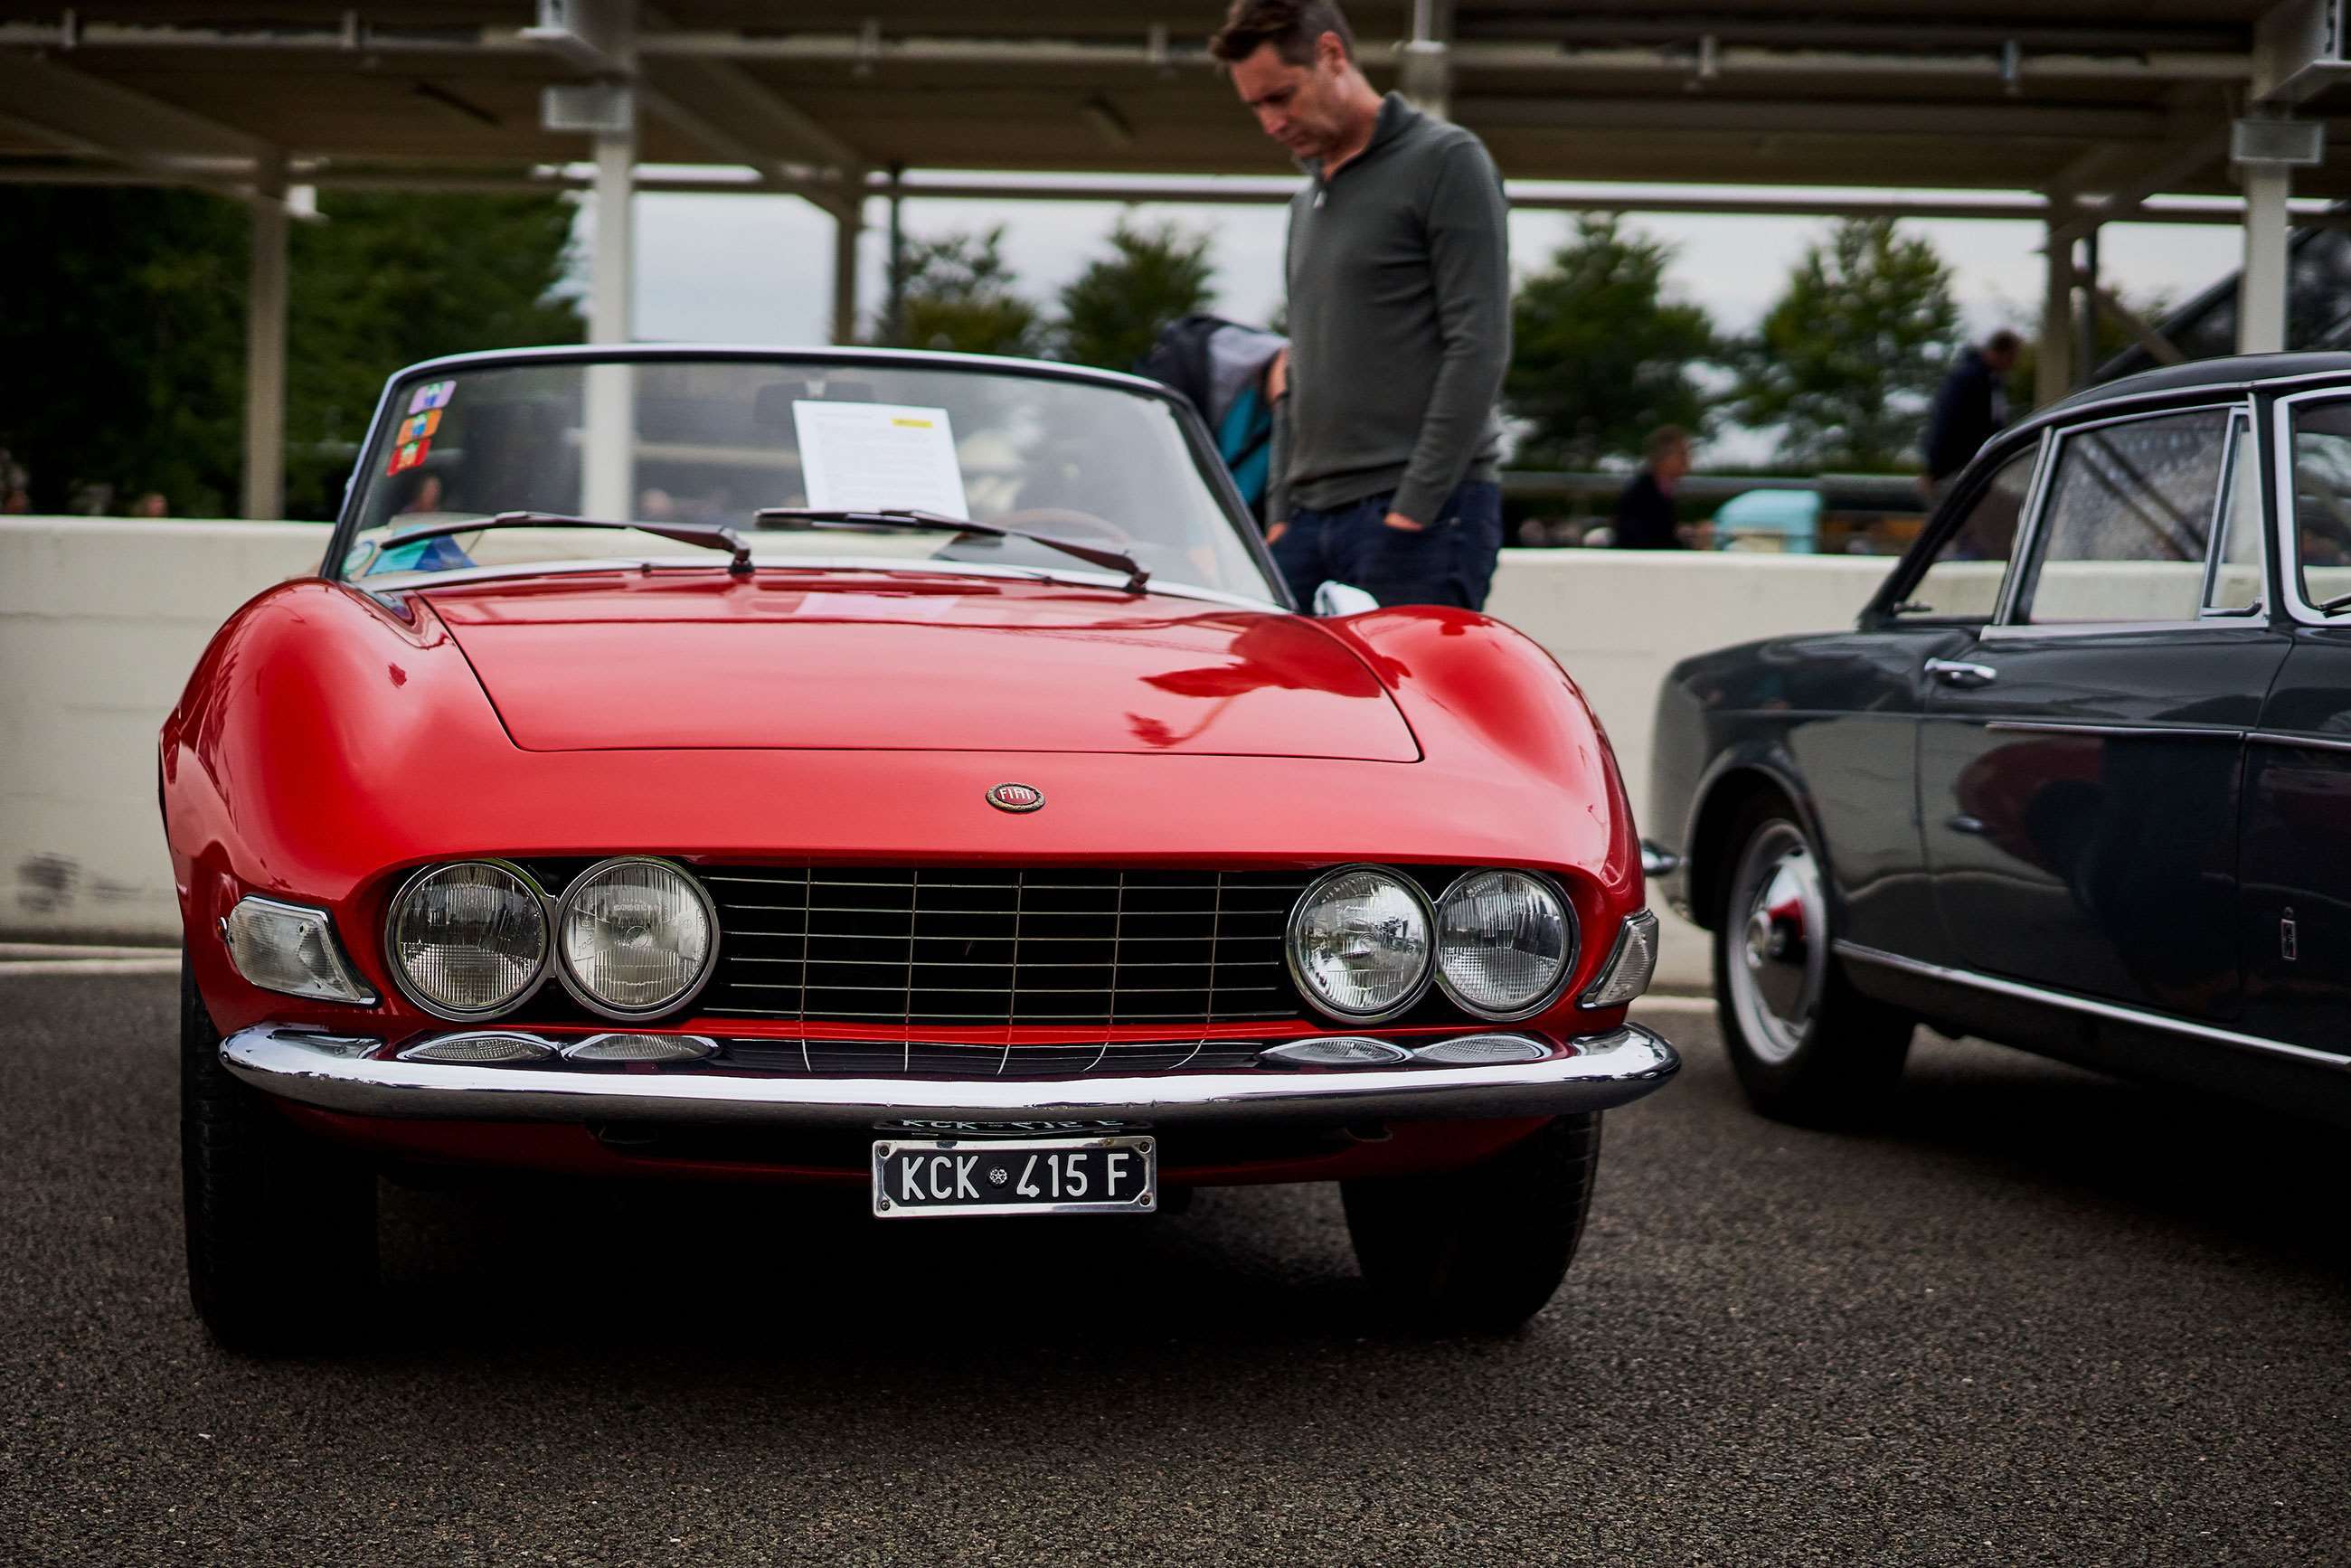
[987,782,1044,813]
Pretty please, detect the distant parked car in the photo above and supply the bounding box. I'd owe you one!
[165,345,1677,1351]
[1646,352,2351,1130]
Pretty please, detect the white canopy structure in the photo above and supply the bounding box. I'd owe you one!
[5,0,2348,515]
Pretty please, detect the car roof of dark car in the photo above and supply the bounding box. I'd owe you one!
[2047,350,2351,416]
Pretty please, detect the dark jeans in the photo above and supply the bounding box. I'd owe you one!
[1272,481,1504,609]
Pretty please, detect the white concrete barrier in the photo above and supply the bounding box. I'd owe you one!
[2,518,327,942]
[2,522,1888,986]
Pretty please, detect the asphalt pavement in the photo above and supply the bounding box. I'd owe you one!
[3,968,2346,1565]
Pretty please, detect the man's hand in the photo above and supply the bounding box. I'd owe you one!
[1265,521,1289,546]
[1382,510,1426,532]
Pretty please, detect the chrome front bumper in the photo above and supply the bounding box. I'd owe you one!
[221,1024,1678,1128]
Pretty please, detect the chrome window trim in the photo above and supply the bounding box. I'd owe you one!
[382,859,555,1024]
[345,556,1289,615]
[1976,619,2218,640]
[2200,410,2264,617]
[2249,729,2351,754]
[1884,430,2049,625]
[551,855,723,1023]
[2269,383,2351,626]
[1832,940,2351,1070]
[2002,399,2249,630]
[326,343,1292,608]
[1284,864,1439,1026]
[1982,721,2244,740]
[1430,869,1581,1024]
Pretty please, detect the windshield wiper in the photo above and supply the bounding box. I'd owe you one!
[754,506,1149,595]
[364,511,754,575]
[2315,590,2351,614]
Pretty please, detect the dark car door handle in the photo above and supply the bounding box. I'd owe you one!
[1924,657,1998,688]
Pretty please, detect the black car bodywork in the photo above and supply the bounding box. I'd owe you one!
[1650,352,2351,1129]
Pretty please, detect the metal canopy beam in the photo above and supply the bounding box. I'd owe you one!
[2044,128,2233,246]
[0,52,285,207]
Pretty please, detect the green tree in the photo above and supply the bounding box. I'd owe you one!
[1734,217,1961,471]
[0,188,249,515]
[0,186,583,518]
[877,227,1045,357]
[1505,214,1716,469]
[283,190,582,516]
[1055,217,1217,372]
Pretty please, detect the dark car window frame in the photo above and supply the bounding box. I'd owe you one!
[2270,383,2351,628]
[1985,399,2250,636]
[1863,429,2051,629]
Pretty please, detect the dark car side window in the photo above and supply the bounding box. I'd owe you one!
[1891,449,2037,621]
[2016,409,2232,625]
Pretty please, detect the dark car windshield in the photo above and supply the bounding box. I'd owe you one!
[335,354,1276,600]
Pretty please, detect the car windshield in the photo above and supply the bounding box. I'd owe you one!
[335,354,1277,600]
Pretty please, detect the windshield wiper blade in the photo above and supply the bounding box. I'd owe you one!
[371,511,753,574]
[754,506,1150,595]
[2315,590,2351,614]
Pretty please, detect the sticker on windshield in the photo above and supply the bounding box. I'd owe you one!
[791,401,970,521]
[386,438,430,477]
[407,380,455,414]
[399,409,442,444]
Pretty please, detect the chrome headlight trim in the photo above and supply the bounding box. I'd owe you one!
[1283,864,1438,1025]
[1431,869,1580,1023]
[382,859,552,1023]
[551,855,722,1022]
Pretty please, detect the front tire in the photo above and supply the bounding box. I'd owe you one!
[181,958,378,1352]
[1714,798,1912,1127]
[1341,1112,1602,1333]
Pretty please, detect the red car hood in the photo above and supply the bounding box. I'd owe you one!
[425,572,1421,760]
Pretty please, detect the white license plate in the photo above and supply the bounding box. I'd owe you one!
[871,1134,1157,1218]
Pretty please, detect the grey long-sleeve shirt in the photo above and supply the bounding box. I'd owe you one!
[1273,93,1509,527]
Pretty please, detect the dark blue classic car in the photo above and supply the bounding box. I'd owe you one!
[1648,353,2351,1129]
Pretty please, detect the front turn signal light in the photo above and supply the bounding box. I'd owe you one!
[222,896,377,1005]
[1578,910,1660,1009]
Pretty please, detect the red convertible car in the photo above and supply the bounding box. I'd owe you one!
[165,345,1676,1348]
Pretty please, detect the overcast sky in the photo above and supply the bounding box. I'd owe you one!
[613,181,2247,463]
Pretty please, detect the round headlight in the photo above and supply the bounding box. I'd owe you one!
[555,858,717,1018]
[1435,870,1575,1019]
[387,861,549,1020]
[1286,866,1433,1023]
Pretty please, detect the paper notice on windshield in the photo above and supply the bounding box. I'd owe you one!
[792,401,969,520]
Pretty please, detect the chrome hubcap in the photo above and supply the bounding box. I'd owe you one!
[1727,824,1828,1066]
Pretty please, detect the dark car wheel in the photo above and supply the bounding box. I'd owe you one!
[181,958,378,1352]
[1714,799,1913,1127]
[1341,1111,1601,1334]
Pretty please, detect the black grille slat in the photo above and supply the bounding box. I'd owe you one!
[695,865,1309,1026]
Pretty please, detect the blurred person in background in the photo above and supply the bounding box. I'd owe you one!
[1923,328,2021,501]
[129,491,168,518]
[1213,0,1511,609]
[1611,425,1692,550]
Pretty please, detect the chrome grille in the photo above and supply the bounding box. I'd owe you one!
[694,867,1312,1026]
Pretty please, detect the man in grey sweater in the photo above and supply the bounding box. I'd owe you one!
[1213,0,1510,609]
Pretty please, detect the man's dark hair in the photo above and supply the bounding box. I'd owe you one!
[1209,0,1355,65]
[1986,328,2023,355]
[1647,425,1690,464]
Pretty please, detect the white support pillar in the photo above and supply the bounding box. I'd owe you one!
[831,200,863,345]
[2239,163,2293,354]
[2036,222,2076,407]
[241,151,288,520]
[583,110,637,518]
